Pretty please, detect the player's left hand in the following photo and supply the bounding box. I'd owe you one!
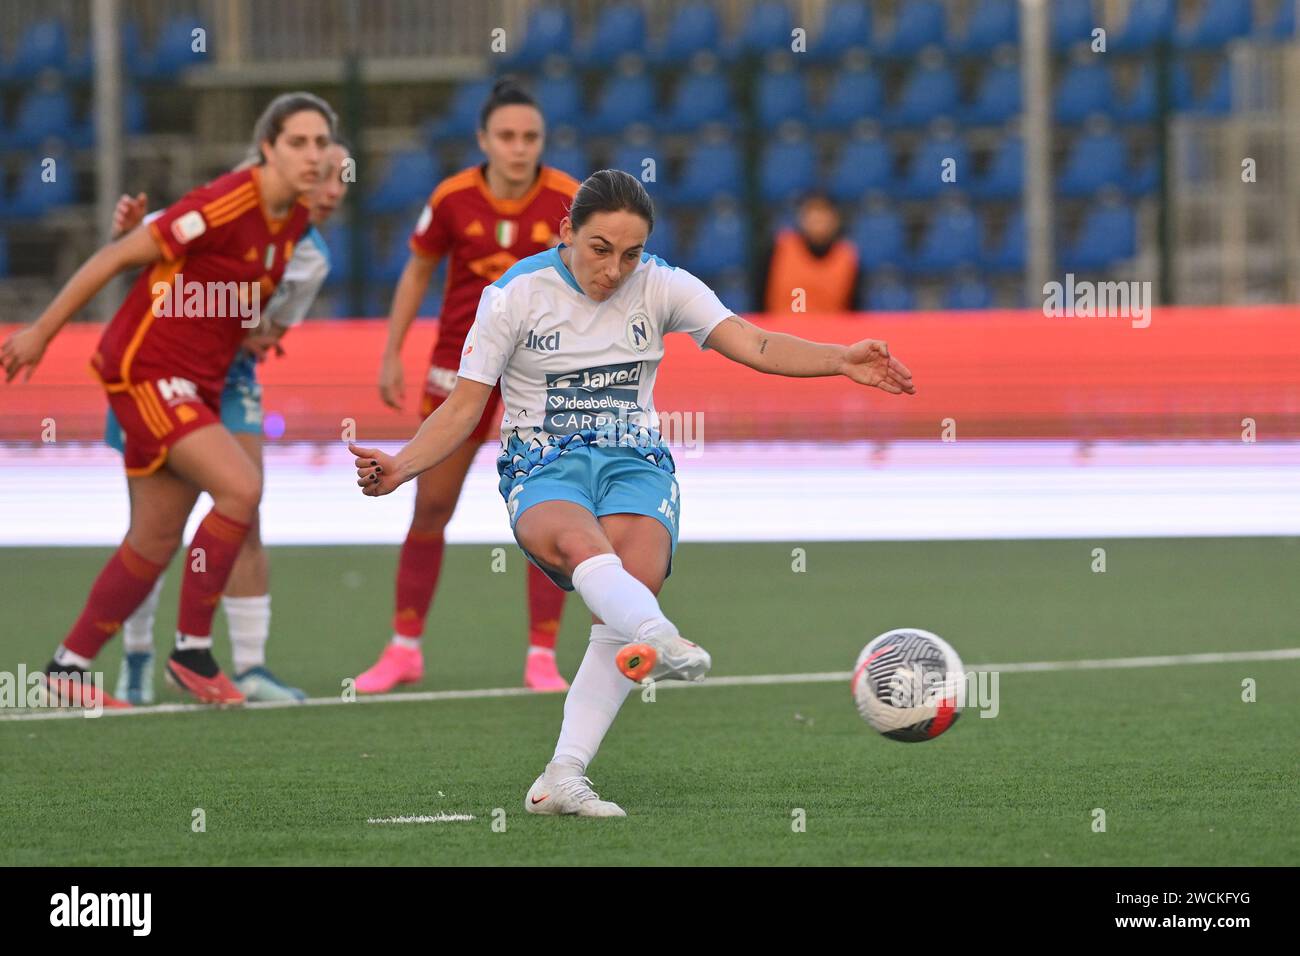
[242,334,285,361]
[839,339,915,395]
[1,325,50,383]
[350,442,404,496]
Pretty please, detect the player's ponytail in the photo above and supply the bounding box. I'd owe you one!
[479,75,539,129]
[569,169,655,235]
[247,92,339,165]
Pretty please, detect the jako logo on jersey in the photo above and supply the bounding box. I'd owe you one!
[626,312,651,353]
[495,220,517,247]
[156,377,199,402]
[525,329,561,352]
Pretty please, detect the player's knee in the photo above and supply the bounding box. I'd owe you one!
[126,526,183,565]
[411,501,454,534]
[215,475,262,523]
[551,529,607,573]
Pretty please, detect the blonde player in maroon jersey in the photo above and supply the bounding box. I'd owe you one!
[355,78,580,693]
[1,93,333,709]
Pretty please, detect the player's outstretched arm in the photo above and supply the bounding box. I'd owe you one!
[378,253,441,410]
[1,226,162,383]
[351,376,494,496]
[703,315,915,395]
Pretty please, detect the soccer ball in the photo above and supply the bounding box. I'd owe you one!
[851,628,964,742]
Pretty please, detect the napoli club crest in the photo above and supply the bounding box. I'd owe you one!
[626,312,650,353]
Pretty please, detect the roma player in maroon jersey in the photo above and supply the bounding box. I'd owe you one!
[1,93,334,708]
[356,78,579,693]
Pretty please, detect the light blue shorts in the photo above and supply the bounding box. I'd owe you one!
[500,444,680,591]
[105,355,262,450]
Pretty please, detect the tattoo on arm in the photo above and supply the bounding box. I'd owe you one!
[759,338,768,354]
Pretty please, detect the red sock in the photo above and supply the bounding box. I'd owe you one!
[177,509,251,638]
[526,562,566,651]
[62,542,166,660]
[392,529,445,638]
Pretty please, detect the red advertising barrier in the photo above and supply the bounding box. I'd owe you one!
[2,308,1297,442]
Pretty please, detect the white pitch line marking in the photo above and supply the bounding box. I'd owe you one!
[366,814,475,824]
[2,647,1297,723]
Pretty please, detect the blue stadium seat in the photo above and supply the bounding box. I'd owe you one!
[969,133,1023,200]
[319,226,365,286]
[1051,0,1096,50]
[1054,60,1113,124]
[963,60,1021,125]
[6,153,77,218]
[71,22,147,83]
[897,129,969,201]
[1126,154,1158,197]
[912,204,983,273]
[1111,0,1175,52]
[671,139,742,205]
[1113,60,1193,122]
[544,136,589,181]
[574,3,646,68]
[661,65,733,132]
[828,135,894,201]
[1177,0,1252,49]
[1262,0,1296,39]
[374,230,411,283]
[10,87,78,149]
[503,7,573,68]
[943,274,993,310]
[427,79,493,141]
[685,206,748,276]
[759,139,817,204]
[535,74,583,129]
[1057,126,1126,197]
[875,0,946,56]
[757,69,809,130]
[366,150,440,214]
[0,233,8,277]
[850,206,907,269]
[983,208,1025,273]
[730,2,794,58]
[710,272,754,314]
[645,214,678,263]
[145,15,210,79]
[1060,199,1136,270]
[611,139,668,204]
[2,19,69,80]
[649,4,721,65]
[587,70,656,135]
[1190,59,1232,114]
[952,0,1018,54]
[813,65,884,128]
[809,2,872,61]
[887,57,959,126]
[865,272,916,311]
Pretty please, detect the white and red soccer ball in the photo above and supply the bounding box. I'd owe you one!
[852,628,964,742]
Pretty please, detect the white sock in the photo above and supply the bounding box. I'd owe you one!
[224,594,271,674]
[570,554,676,642]
[174,633,212,651]
[391,635,421,650]
[53,646,93,670]
[552,625,636,771]
[122,576,164,653]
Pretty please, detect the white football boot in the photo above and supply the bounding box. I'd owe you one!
[615,629,711,684]
[525,762,626,817]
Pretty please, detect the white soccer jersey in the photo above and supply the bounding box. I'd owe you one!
[262,226,330,328]
[457,245,733,447]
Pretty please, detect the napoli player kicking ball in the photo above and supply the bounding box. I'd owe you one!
[349,170,915,816]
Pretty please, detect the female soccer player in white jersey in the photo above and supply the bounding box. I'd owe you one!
[349,170,914,816]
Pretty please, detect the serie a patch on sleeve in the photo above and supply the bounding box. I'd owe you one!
[415,204,433,235]
[172,210,208,245]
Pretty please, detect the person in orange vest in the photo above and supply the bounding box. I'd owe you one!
[757,191,860,314]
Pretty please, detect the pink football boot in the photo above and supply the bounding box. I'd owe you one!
[354,643,424,694]
[523,649,569,692]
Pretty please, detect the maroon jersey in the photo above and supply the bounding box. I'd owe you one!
[92,167,310,401]
[408,163,578,368]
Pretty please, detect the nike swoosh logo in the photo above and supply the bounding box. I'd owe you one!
[530,795,549,805]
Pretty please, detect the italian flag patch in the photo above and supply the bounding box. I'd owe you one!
[495,220,517,248]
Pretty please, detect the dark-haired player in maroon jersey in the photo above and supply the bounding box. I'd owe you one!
[2,93,333,708]
[355,78,579,693]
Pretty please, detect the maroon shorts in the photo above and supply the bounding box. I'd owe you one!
[419,363,502,443]
[102,373,220,476]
